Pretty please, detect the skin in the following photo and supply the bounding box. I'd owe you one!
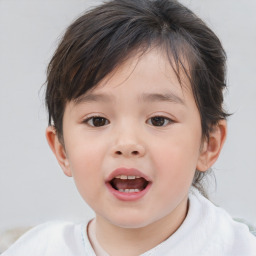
[46,48,226,256]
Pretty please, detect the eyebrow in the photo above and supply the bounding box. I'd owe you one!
[74,92,185,105]
[74,93,114,105]
[139,92,185,105]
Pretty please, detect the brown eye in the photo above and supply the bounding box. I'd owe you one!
[147,116,172,127]
[86,116,110,127]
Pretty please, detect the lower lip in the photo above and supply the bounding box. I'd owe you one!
[105,182,152,201]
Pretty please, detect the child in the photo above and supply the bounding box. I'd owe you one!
[3,0,256,255]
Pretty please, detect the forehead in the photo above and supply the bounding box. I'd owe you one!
[74,47,193,105]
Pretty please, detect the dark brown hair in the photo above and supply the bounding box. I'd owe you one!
[46,0,229,195]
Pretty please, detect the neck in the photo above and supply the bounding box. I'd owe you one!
[91,196,189,256]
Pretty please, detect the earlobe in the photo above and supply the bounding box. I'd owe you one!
[45,126,72,177]
[196,120,227,172]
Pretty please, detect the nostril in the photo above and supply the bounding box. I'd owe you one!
[115,150,139,156]
[113,145,145,157]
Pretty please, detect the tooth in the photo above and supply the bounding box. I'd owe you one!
[118,188,140,193]
[121,175,128,179]
[115,175,121,179]
[135,176,140,178]
[128,176,136,179]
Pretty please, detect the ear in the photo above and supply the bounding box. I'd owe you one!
[196,120,227,172]
[45,126,72,177]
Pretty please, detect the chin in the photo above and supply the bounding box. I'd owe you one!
[107,212,155,229]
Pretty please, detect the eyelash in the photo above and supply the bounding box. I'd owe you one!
[83,116,110,127]
[83,115,174,127]
[147,116,174,127]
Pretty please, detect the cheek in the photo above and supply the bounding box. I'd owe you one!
[65,139,105,194]
[66,134,105,169]
[150,129,201,179]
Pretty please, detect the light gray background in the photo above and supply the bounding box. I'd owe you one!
[0,0,255,231]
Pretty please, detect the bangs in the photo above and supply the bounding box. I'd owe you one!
[53,29,196,101]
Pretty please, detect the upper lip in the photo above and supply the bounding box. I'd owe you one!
[106,168,151,182]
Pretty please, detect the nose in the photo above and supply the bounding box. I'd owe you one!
[110,121,146,158]
[112,143,146,158]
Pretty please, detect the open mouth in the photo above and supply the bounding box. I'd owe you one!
[109,175,149,193]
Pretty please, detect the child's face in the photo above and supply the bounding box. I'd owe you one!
[54,48,207,228]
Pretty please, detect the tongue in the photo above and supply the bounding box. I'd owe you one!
[111,178,148,190]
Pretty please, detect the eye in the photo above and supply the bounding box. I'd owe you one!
[84,116,110,127]
[147,116,173,127]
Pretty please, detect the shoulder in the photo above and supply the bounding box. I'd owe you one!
[189,189,256,255]
[2,221,86,256]
[233,218,256,237]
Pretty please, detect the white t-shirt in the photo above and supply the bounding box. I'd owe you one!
[2,189,256,256]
